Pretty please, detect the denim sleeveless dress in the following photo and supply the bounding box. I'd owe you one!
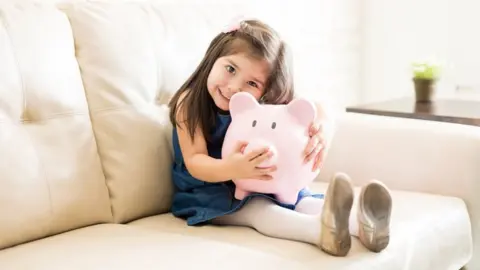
[170,112,324,226]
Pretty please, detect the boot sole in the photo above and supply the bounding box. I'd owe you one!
[359,180,392,252]
[320,173,354,256]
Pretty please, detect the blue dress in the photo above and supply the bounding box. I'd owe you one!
[170,112,324,226]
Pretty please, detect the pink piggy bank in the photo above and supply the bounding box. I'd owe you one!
[221,92,319,204]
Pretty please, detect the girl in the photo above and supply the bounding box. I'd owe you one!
[168,18,392,257]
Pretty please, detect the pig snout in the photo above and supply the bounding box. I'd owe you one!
[242,139,278,168]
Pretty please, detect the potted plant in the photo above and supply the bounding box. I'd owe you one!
[411,61,441,103]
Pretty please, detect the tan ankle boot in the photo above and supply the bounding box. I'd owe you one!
[357,180,392,252]
[319,172,354,256]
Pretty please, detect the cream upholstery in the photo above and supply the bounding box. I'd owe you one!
[0,2,112,250]
[0,1,478,269]
[0,182,472,270]
[62,1,176,223]
[0,224,306,270]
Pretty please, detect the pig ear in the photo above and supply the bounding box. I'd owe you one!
[229,92,260,117]
[286,98,317,127]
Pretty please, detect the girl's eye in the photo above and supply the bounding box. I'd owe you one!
[247,81,258,88]
[226,65,235,74]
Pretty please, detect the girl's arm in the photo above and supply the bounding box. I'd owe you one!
[177,125,234,183]
[175,102,233,183]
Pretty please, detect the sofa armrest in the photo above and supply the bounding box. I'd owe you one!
[318,112,480,199]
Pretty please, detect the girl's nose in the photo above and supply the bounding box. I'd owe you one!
[227,85,241,97]
[229,87,240,94]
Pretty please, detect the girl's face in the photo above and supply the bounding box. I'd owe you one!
[207,53,270,111]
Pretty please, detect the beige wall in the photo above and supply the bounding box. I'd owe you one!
[361,0,480,104]
[14,0,479,108]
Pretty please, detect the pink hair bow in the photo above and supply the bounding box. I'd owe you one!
[222,16,245,34]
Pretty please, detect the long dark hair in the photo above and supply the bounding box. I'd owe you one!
[168,19,295,143]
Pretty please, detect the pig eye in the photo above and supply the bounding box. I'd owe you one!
[252,120,257,127]
[271,122,276,129]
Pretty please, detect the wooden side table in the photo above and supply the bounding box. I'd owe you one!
[346,98,480,127]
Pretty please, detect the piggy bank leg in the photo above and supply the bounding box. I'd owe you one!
[234,188,250,200]
[275,191,299,205]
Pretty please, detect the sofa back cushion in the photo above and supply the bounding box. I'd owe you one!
[60,2,177,223]
[0,3,112,249]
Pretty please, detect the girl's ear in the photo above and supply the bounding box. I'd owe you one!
[229,92,260,117]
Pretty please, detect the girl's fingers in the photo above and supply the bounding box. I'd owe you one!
[233,140,248,153]
[256,165,277,174]
[252,151,274,165]
[304,142,323,163]
[245,147,270,160]
[254,174,273,181]
[309,122,322,136]
[312,149,325,172]
[304,135,321,156]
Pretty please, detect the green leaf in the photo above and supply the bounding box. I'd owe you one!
[411,61,441,79]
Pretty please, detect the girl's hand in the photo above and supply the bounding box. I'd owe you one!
[226,141,277,180]
[304,122,326,172]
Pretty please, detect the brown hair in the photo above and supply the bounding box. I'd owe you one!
[168,19,294,142]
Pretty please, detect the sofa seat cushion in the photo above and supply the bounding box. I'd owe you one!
[129,182,473,270]
[0,183,472,270]
[0,224,305,270]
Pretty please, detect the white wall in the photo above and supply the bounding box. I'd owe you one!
[361,0,480,104]
[243,0,362,112]
[44,0,480,108]
[254,0,480,108]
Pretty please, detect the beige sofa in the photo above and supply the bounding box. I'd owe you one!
[0,1,478,269]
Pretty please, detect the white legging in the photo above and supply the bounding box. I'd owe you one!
[212,196,359,246]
